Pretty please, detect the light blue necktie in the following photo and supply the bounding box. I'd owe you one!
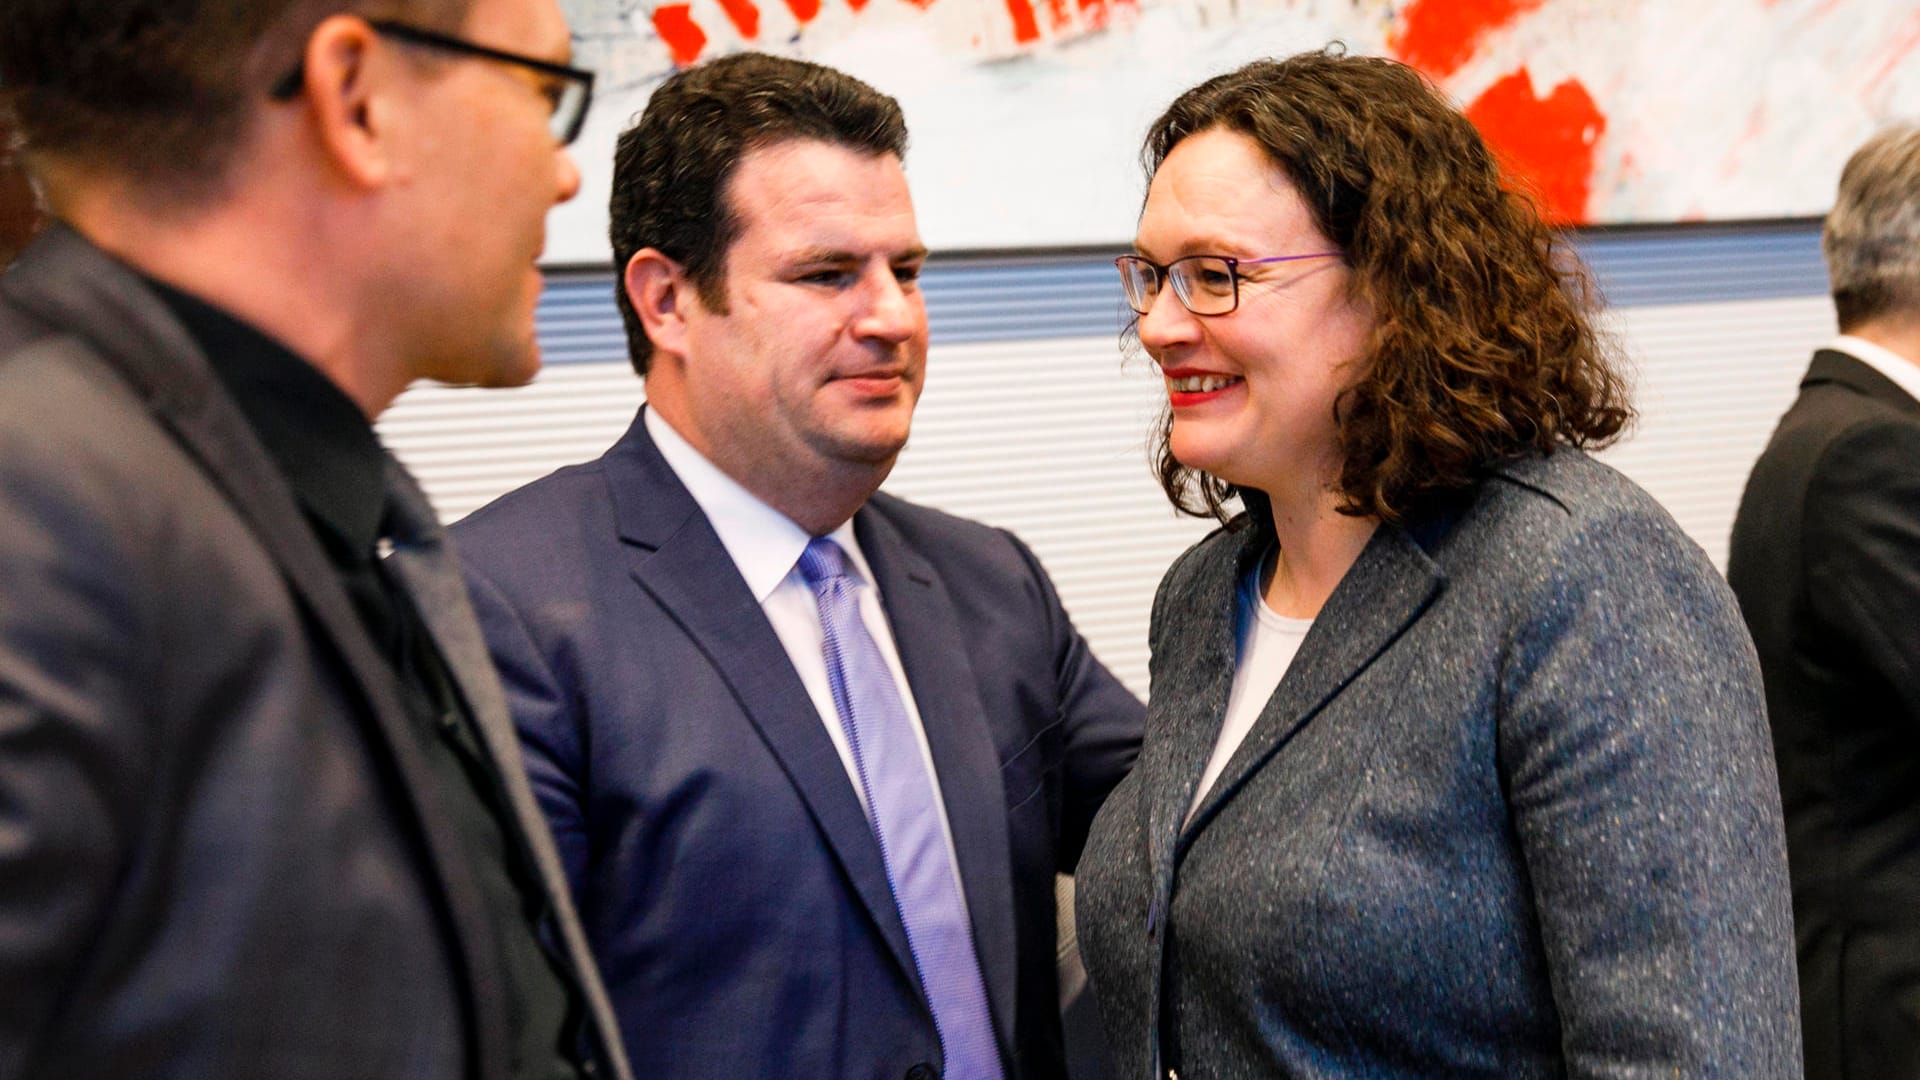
[797,537,1003,1080]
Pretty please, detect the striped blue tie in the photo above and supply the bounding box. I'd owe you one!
[797,537,1003,1080]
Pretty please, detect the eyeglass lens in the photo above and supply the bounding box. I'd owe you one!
[550,77,590,145]
[1117,255,1239,316]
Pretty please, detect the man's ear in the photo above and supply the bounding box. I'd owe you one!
[296,15,396,190]
[626,248,697,359]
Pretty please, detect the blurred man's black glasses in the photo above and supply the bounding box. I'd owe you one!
[270,19,595,146]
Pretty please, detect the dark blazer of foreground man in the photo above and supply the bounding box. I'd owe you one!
[452,54,1144,1080]
[0,2,629,1078]
[1729,122,1920,1080]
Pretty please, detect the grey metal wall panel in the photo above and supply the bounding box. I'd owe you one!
[1577,223,1828,307]
[533,221,1828,359]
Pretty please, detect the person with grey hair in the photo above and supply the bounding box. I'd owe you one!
[1729,120,1920,1080]
[0,1,629,1077]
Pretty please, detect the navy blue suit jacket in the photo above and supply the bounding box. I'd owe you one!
[451,410,1144,1079]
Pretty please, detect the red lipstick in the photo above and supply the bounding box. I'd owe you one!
[1161,366,1243,408]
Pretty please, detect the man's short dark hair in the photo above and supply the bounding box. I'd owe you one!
[1824,123,1920,332]
[0,0,470,203]
[609,52,908,375]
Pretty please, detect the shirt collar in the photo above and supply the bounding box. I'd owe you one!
[1833,334,1920,407]
[644,406,873,601]
[142,273,387,562]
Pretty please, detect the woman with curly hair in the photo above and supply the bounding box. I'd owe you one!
[1074,50,1801,1078]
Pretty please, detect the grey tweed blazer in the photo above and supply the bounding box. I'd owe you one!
[1077,449,1802,1079]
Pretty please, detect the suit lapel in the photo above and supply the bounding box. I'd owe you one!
[856,506,1018,1056]
[384,459,632,1080]
[605,417,924,995]
[1181,524,1445,846]
[3,226,518,1079]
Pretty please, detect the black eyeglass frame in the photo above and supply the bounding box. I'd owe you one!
[269,18,596,146]
[1115,251,1344,316]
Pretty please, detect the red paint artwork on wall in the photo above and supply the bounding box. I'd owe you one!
[641,0,1139,63]
[1463,68,1607,225]
[540,0,1915,259]
[1005,0,1041,44]
[1389,0,1547,79]
[651,4,707,66]
[715,0,762,39]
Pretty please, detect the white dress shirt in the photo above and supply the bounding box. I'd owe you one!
[1834,334,1920,407]
[644,407,970,904]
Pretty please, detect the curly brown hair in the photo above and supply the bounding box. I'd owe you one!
[1141,48,1632,526]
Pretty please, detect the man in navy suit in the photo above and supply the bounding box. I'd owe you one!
[451,53,1144,1080]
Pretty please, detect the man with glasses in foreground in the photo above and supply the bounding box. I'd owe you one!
[0,2,626,1078]
[451,52,1144,1079]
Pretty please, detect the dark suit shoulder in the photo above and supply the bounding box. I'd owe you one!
[449,452,651,596]
[0,329,200,533]
[455,457,613,545]
[0,291,60,356]
[1752,353,1920,476]
[1802,399,1920,485]
[1798,414,1920,567]
[861,490,1048,586]
[1734,374,1920,557]
[1781,376,1919,451]
[864,490,1012,546]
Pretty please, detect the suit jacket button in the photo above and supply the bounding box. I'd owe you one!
[905,1063,939,1080]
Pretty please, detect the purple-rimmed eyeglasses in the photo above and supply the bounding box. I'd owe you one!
[1115,251,1343,316]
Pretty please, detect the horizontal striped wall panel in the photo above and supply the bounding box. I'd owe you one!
[1594,294,1834,569]
[518,222,1828,361]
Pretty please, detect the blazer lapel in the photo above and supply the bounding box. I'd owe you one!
[1182,523,1445,845]
[856,507,1019,1057]
[3,226,518,1079]
[384,459,632,1080]
[1138,530,1251,888]
[605,417,923,995]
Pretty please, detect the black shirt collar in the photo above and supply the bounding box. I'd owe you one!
[142,275,388,562]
